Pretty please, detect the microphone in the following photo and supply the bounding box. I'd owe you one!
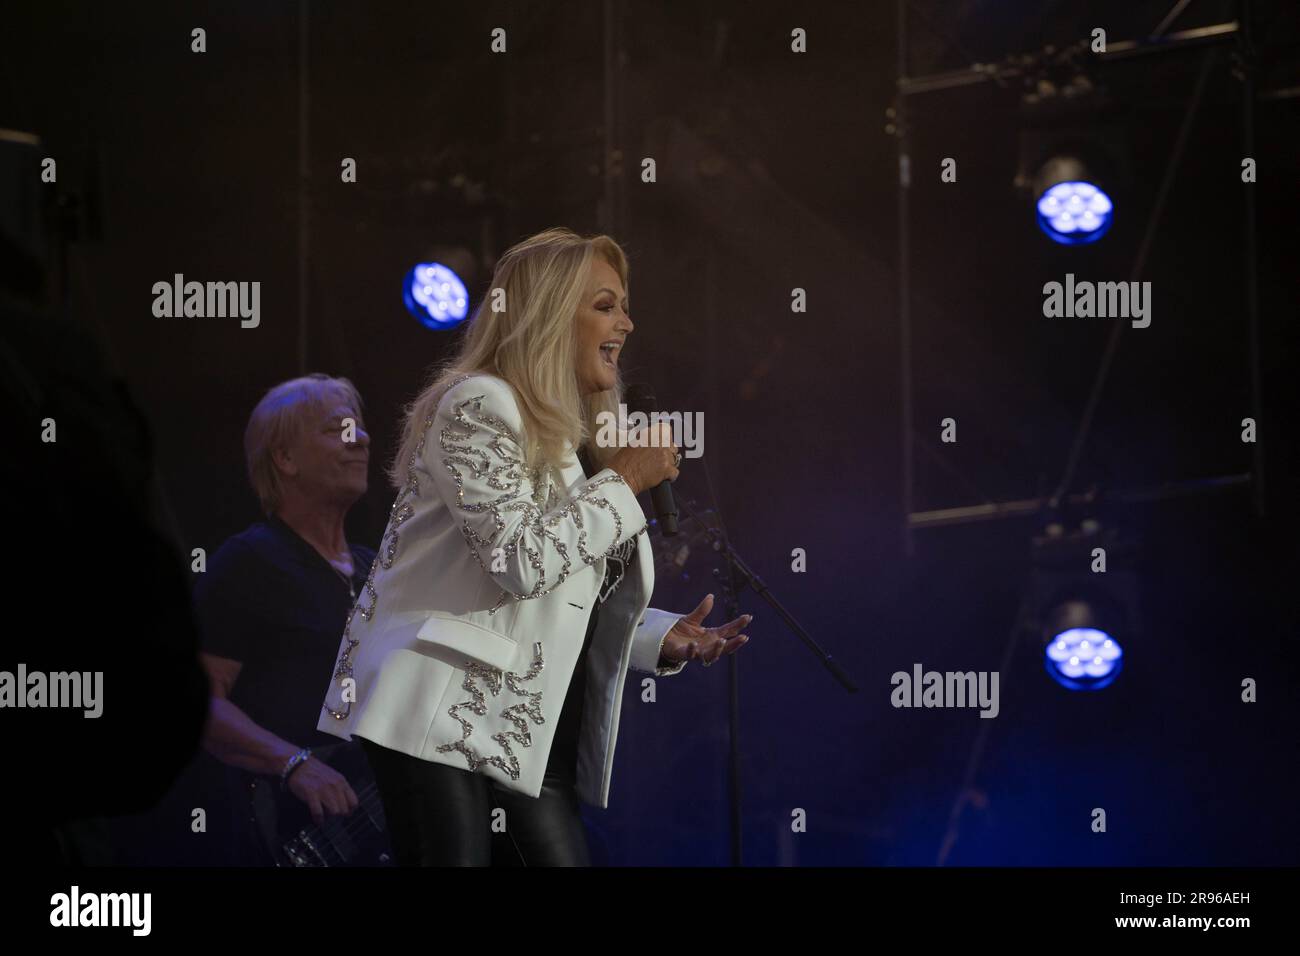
[623,383,679,537]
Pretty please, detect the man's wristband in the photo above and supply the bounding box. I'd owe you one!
[280,748,312,791]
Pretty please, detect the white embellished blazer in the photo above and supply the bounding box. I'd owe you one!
[317,372,687,809]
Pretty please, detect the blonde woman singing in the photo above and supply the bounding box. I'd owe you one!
[318,227,751,865]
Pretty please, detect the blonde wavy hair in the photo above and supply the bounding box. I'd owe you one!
[386,227,629,492]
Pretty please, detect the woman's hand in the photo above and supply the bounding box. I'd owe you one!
[608,423,679,495]
[660,593,751,667]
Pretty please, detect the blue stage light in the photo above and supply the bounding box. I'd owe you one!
[1036,181,1114,245]
[1045,626,1123,690]
[404,262,469,329]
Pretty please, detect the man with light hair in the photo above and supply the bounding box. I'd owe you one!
[196,373,379,863]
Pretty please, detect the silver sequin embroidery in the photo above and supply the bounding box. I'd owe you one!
[322,373,478,720]
[434,641,546,780]
[438,389,636,612]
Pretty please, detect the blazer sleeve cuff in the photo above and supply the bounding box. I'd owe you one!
[630,606,688,676]
[590,467,648,548]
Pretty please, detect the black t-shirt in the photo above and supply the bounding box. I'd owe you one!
[196,513,375,749]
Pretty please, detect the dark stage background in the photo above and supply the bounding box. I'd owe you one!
[2,0,1297,866]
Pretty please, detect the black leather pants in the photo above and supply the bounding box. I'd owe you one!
[358,736,591,866]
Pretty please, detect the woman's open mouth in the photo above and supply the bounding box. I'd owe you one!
[599,341,621,367]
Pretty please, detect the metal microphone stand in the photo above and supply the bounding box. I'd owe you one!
[665,495,859,867]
